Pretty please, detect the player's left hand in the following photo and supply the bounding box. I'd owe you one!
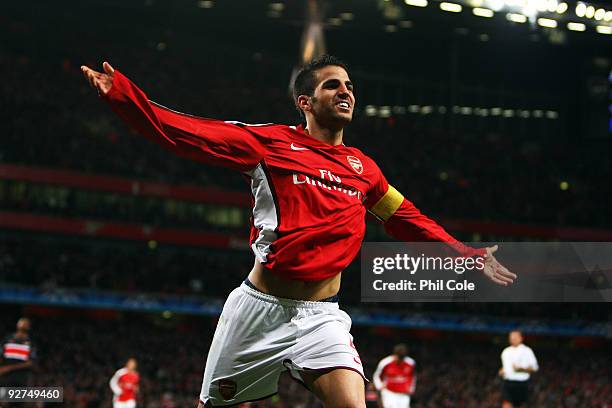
[482,245,516,286]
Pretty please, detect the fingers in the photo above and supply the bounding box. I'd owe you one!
[495,272,514,285]
[81,65,112,95]
[487,263,516,285]
[489,274,508,286]
[103,61,115,75]
[81,66,97,89]
[497,265,517,280]
[486,244,499,256]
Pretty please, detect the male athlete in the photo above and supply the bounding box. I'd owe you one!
[0,318,36,386]
[81,55,516,407]
[499,330,538,408]
[373,344,416,408]
[110,357,140,408]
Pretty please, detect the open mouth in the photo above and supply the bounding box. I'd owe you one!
[336,101,351,111]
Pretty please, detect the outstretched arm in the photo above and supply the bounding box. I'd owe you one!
[81,62,267,172]
[365,169,516,286]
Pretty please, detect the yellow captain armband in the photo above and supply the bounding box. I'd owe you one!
[368,185,404,222]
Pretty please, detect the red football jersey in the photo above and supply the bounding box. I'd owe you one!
[110,368,139,402]
[373,355,416,394]
[104,71,484,281]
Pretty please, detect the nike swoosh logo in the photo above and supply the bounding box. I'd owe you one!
[290,143,309,151]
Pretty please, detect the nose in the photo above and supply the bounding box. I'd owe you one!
[338,87,350,99]
[337,82,351,97]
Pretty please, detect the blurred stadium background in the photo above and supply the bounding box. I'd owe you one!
[1,0,611,406]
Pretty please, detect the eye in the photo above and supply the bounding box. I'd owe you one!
[324,80,340,89]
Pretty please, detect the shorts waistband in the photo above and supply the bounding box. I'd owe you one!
[241,279,339,307]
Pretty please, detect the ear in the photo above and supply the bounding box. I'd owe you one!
[297,95,311,113]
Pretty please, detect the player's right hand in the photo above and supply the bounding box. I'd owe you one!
[80,61,115,96]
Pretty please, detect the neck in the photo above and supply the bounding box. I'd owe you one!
[304,118,344,146]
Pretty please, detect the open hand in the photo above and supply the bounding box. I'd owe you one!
[80,61,115,96]
[482,245,516,286]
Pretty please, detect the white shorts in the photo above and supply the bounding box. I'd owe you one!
[381,389,411,408]
[113,399,136,408]
[200,282,365,406]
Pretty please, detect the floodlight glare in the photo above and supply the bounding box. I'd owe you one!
[440,2,463,12]
[575,3,586,17]
[586,6,595,18]
[567,22,586,31]
[536,0,548,12]
[488,0,504,11]
[556,2,568,13]
[473,7,494,17]
[595,8,605,20]
[405,0,428,7]
[596,25,612,34]
[507,13,528,22]
[537,17,557,27]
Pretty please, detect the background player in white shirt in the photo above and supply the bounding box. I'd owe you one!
[499,330,538,408]
[373,344,416,408]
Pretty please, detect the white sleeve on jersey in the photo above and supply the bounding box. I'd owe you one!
[109,368,124,396]
[525,346,539,371]
[373,355,394,391]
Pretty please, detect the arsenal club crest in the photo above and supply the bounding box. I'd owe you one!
[346,156,363,174]
[218,379,237,400]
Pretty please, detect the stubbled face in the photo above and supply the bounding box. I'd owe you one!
[305,65,355,129]
[509,331,522,346]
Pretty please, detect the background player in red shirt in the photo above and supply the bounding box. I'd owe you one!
[109,357,140,408]
[82,56,515,407]
[373,344,416,408]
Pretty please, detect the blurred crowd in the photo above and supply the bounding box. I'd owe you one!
[2,16,612,230]
[1,235,610,323]
[0,313,609,408]
[2,5,611,408]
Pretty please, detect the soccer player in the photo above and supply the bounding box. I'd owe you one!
[373,344,416,408]
[499,330,538,408]
[81,56,516,407]
[0,317,36,386]
[110,357,140,408]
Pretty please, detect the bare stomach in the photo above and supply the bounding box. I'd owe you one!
[247,258,341,301]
